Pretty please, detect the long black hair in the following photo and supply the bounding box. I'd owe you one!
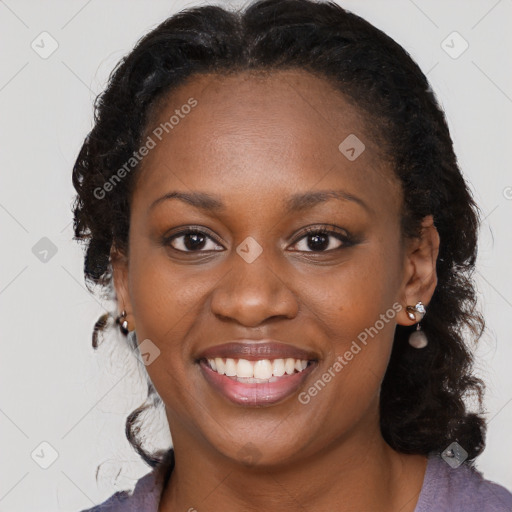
[72,0,486,468]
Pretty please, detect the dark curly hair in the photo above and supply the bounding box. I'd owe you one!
[72,0,487,469]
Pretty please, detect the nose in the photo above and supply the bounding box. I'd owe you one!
[210,249,299,327]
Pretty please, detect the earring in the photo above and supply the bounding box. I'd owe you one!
[116,310,129,335]
[405,301,428,349]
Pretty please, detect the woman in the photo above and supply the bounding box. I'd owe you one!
[72,0,512,510]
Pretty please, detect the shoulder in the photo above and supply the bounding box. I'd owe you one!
[79,471,159,512]
[415,452,512,512]
[79,450,174,512]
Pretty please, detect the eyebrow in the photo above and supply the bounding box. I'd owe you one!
[148,189,372,215]
[285,189,372,215]
[149,191,225,213]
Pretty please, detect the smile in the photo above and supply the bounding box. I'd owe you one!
[198,359,318,407]
[205,357,310,382]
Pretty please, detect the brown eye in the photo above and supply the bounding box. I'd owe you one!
[164,229,224,253]
[291,227,354,252]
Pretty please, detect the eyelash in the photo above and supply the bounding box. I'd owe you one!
[298,226,355,252]
[162,225,356,254]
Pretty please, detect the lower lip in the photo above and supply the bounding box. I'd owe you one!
[198,360,316,406]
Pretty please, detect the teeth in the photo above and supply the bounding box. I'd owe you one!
[254,360,273,379]
[272,359,285,377]
[225,358,237,376]
[236,358,253,378]
[214,357,225,375]
[284,358,295,375]
[206,357,310,379]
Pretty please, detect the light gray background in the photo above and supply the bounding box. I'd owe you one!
[1,0,511,510]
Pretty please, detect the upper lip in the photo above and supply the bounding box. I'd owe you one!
[197,340,319,362]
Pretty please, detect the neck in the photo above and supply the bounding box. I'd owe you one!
[158,415,427,512]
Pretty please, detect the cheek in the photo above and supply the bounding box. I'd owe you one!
[127,243,226,395]
[127,249,210,412]
[129,244,211,336]
[305,241,401,337]
[300,240,402,395]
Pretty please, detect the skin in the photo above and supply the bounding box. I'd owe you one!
[111,69,440,512]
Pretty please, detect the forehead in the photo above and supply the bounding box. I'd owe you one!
[135,69,401,217]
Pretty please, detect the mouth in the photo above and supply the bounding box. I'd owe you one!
[196,341,319,406]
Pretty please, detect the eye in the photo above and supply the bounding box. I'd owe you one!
[163,225,355,254]
[163,228,224,253]
[290,226,354,252]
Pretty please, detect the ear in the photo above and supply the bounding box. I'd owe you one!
[111,246,135,331]
[397,215,440,326]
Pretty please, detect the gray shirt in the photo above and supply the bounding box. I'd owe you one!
[81,450,512,511]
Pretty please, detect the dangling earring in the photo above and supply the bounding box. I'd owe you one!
[116,309,129,335]
[405,301,428,349]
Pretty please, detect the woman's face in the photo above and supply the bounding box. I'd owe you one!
[113,69,437,466]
